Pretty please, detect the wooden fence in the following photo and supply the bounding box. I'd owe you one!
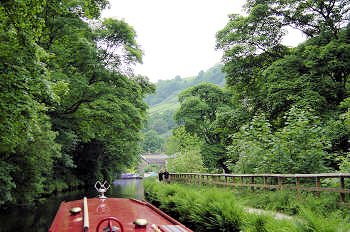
[169,173,350,202]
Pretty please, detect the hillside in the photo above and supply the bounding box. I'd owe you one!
[145,64,225,107]
[148,89,179,116]
[141,64,226,153]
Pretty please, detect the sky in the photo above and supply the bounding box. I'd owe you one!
[102,0,305,82]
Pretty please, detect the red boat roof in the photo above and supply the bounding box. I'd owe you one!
[49,197,192,232]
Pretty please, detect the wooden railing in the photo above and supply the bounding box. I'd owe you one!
[169,173,350,202]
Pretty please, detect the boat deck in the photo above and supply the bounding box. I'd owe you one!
[49,198,192,232]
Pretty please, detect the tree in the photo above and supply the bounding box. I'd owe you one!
[39,0,154,187]
[0,0,154,205]
[216,1,350,174]
[0,0,60,205]
[175,83,232,171]
[272,107,330,173]
[226,114,275,173]
[227,107,330,174]
[216,0,350,115]
[217,0,349,59]
[217,18,289,109]
[263,29,350,118]
[166,127,206,173]
[141,130,164,153]
[244,0,349,37]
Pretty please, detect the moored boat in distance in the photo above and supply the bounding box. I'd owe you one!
[120,173,143,179]
[49,181,192,232]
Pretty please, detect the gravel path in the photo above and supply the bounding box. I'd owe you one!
[245,207,293,220]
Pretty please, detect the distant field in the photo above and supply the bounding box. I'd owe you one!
[148,92,180,116]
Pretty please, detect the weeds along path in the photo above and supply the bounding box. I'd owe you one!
[144,180,350,232]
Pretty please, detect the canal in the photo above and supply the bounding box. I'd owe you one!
[0,179,144,232]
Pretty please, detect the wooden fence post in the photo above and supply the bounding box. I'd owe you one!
[340,176,345,202]
[296,177,300,199]
[315,176,321,197]
[278,176,283,190]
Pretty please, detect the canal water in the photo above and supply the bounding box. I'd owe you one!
[0,179,144,232]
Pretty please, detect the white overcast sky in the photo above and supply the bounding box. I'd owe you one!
[102,0,305,82]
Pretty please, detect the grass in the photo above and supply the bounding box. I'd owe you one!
[148,101,179,115]
[144,179,350,231]
[233,188,350,217]
[148,91,180,116]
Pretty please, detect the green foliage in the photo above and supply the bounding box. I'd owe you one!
[0,161,15,205]
[95,18,143,71]
[235,189,350,231]
[339,154,350,172]
[147,110,175,135]
[227,114,275,173]
[141,130,164,153]
[244,0,349,37]
[274,107,330,173]
[142,65,226,154]
[166,127,206,173]
[175,83,233,171]
[214,1,350,175]
[144,164,160,173]
[144,180,246,231]
[144,180,350,232]
[145,64,225,106]
[0,0,153,206]
[0,0,61,205]
[164,136,178,155]
[261,30,350,122]
[167,150,206,173]
[227,107,330,173]
[217,0,349,63]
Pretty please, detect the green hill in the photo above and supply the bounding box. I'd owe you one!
[141,64,226,153]
[148,90,180,116]
[146,64,225,106]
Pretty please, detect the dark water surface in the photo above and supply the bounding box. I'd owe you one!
[0,179,144,232]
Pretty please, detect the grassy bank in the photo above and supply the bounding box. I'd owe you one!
[144,179,350,231]
[232,188,350,217]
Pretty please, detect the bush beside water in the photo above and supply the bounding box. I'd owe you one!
[144,179,350,231]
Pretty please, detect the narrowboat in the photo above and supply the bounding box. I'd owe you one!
[49,181,192,232]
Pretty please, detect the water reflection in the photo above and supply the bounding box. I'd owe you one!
[112,179,144,200]
[0,179,144,232]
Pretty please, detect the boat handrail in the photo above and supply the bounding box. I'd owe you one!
[83,197,89,232]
